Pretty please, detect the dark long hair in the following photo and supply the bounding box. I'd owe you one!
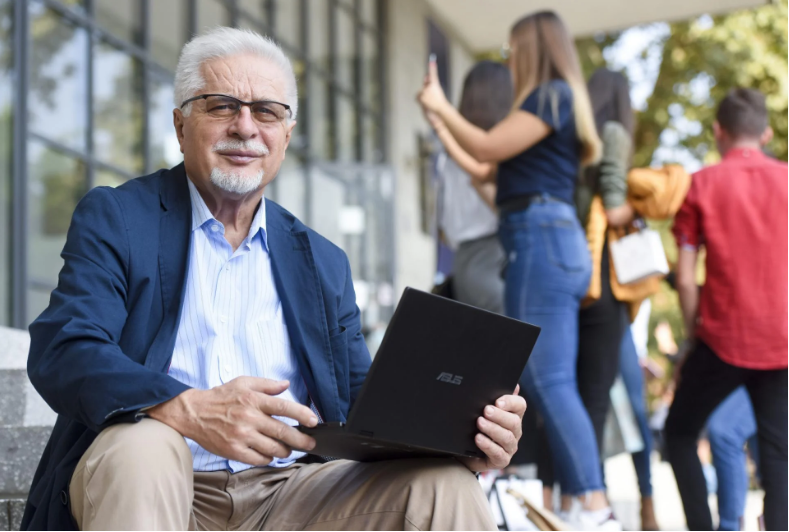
[586,68,634,137]
[458,61,512,131]
[583,68,634,192]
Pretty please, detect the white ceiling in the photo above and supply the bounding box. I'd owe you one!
[425,0,767,52]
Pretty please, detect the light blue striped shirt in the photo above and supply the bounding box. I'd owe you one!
[168,179,308,472]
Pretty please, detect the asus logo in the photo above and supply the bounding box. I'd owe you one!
[436,372,463,385]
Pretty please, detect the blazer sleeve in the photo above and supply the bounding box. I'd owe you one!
[27,187,190,433]
[339,255,372,407]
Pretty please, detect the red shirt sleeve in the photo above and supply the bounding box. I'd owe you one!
[672,176,701,250]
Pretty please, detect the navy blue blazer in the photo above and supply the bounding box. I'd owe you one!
[22,164,371,530]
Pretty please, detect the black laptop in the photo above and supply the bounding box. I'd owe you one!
[296,287,540,462]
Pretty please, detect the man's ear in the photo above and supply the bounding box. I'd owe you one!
[281,120,297,162]
[760,126,774,147]
[174,109,186,154]
[712,121,724,142]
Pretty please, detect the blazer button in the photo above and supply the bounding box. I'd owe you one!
[60,490,69,506]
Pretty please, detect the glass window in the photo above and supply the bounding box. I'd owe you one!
[336,6,355,92]
[274,0,300,47]
[308,74,331,159]
[0,0,12,325]
[309,165,347,247]
[27,287,53,325]
[93,41,145,175]
[362,30,380,114]
[28,4,88,151]
[360,0,378,28]
[57,0,86,15]
[307,0,329,71]
[95,168,129,188]
[238,0,268,24]
[27,140,87,288]
[95,0,142,45]
[336,95,356,162]
[149,75,183,171]
[198,0,231,34]
[362,114,382,163]
[275,155,306,220]
[150,0,186,70]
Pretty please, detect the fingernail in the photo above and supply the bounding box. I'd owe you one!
[478,416,487,425]
[497,400,506,408]
[310,415,318,425]
[485,406,495,416]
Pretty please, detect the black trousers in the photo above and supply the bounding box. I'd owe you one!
[576,243,628,452]
[665,341,788,531]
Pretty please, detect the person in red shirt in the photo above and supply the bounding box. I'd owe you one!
[666,88,787,531]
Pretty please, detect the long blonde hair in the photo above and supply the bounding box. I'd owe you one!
[509,11,601,166]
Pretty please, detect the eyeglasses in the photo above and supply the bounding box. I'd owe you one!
[180,94,292,123]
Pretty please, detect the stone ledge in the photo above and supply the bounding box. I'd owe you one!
[0,499,26,531]
[0,427,52,495]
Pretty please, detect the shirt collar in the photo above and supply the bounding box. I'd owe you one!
[186,177,268,248]
[723,147,766,162]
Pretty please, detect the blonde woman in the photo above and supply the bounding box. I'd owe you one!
[419,11,619,530]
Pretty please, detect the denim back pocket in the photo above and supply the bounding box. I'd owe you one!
[540,219,588,272]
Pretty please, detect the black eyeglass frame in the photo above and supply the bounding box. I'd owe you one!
[179,93,293,120]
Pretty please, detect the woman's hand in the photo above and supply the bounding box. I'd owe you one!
[423,109,445,132]
[417,59,449,113]
[606,203,635,227]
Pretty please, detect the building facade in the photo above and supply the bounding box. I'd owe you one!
[1,0,463,333]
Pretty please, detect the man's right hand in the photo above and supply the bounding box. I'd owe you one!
[147,377,318,466]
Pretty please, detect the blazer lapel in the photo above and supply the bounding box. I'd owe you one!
[266,200,338,422]
[146,164,192,372]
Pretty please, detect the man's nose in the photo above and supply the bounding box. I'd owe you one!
[229,106,258,139]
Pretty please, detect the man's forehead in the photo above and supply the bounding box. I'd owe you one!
[200,54,286,100]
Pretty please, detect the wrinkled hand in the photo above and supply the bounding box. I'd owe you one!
[416,58,449,113]
[459,385,527,472]
[148,377,318,466]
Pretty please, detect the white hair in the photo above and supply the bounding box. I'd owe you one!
[174,27,298,120]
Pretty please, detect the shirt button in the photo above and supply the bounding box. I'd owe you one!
[211,224,220,232]
[219,316,227,323]
[225,265,231,271]
[223,364,231,373]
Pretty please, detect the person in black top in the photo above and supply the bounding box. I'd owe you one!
[419,10,620,531]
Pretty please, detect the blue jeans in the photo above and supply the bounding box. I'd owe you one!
[499,199,601,494]
[619,327,654,497]
[707,386,757,531]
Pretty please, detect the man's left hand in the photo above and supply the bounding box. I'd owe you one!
[459,385,526,473]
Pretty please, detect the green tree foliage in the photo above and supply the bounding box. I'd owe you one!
[577,0,788,167]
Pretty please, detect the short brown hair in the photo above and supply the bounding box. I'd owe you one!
[716,88,769,139]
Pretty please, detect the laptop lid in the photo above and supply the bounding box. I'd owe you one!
[346,288,540,457]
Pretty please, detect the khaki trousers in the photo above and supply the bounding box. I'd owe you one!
[69,419,496,530]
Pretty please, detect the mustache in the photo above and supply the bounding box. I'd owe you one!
[212,140,270,155]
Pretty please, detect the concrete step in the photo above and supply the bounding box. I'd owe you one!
[1,326,57,517]
[0,498,26,531]
[0,426,53,496]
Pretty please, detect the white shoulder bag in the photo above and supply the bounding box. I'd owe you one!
[609,222,669,285]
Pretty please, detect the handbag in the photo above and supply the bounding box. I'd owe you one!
[609,221,669,284]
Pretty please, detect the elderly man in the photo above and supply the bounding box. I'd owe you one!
[22,28,524,531]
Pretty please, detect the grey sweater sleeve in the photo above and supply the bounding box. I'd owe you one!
[598,121,632,210]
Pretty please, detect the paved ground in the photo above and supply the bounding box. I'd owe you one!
[605,452,765,531]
